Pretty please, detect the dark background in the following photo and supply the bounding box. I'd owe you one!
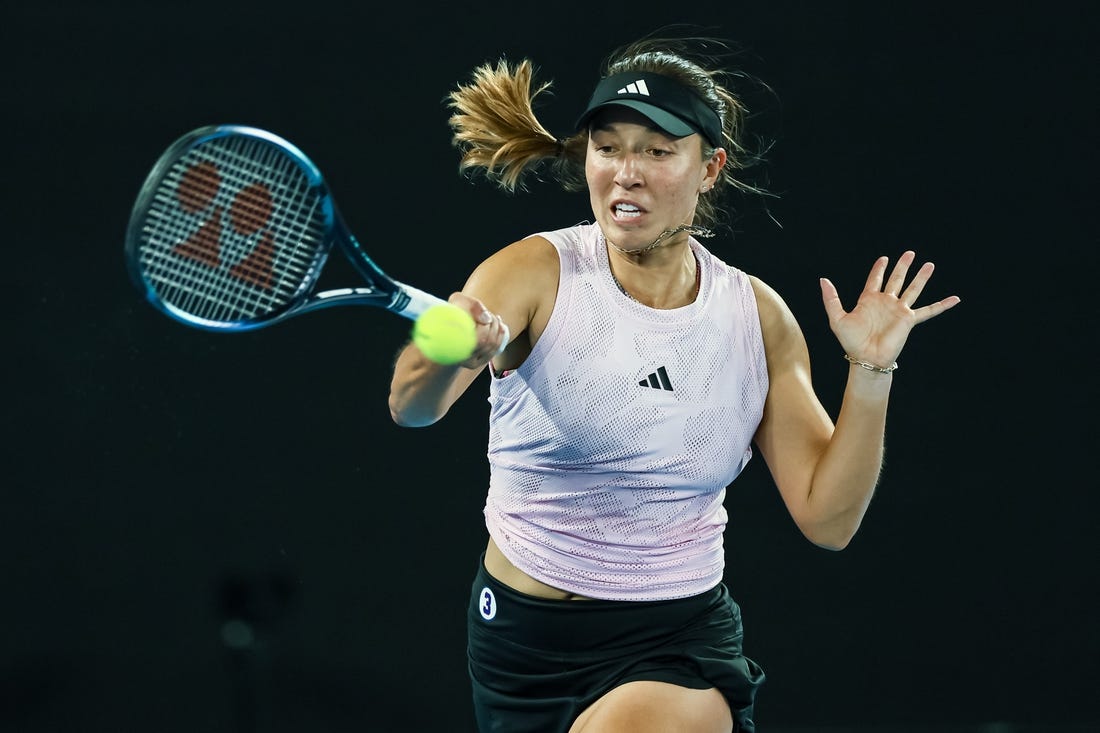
[4,1,1096,731]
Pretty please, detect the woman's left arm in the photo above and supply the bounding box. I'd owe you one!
[752,251,960,549]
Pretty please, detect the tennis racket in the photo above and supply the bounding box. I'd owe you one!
[125,124,447,331]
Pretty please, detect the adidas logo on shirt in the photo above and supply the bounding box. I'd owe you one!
[638,366,674,391]
[617,80,651,96]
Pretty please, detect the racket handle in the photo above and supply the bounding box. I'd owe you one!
[392,283,449,320]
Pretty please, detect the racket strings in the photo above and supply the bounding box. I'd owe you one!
[139,135,328,323]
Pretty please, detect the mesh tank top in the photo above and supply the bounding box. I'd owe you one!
[484,222,769,600]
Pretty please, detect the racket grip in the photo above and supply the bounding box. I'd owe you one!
[392,283,449,320]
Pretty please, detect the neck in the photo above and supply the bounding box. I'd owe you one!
[604,224,715,256]
[603,230,701,309]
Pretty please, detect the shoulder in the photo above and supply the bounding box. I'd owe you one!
[468,235,560,290]
[748,274,787,324]
[748,274,806,360]
[464,235,562,339]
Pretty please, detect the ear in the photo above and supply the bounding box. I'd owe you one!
[701,148,727,192]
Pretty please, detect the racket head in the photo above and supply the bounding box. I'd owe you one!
[125,125,337,331]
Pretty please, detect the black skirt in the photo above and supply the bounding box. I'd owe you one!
[467,554,765,733]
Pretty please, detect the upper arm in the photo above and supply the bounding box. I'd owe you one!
[750,276,835,521]
[461,235,560,374]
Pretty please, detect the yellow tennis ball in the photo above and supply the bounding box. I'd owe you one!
[412,304,478,365]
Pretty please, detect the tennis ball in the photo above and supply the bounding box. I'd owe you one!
[412,304,478,365]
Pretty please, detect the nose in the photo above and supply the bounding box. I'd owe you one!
[613,153,644,188]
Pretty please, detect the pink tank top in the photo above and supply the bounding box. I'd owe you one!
[484,222,768,600]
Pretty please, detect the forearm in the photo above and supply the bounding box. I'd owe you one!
[803,367,893,548]
[388,343,478,427]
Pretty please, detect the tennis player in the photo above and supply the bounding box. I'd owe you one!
[389,33,960,733]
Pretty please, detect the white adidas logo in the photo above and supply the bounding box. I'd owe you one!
[616,79,650,96]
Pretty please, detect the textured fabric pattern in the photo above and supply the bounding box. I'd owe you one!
[484,222,768,600]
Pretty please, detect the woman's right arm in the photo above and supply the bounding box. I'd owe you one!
[388,235,559,427]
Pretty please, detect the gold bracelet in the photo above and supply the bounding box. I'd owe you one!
[844,354,898,374]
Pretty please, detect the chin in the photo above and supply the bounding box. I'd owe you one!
[603,219,652,242]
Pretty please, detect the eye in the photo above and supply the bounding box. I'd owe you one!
[643,145,677,159]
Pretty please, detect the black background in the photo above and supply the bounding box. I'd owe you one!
[4,1,1097,731]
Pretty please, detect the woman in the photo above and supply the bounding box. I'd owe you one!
[388,35,959,733]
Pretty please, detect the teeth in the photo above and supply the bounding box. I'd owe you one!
[615,203,640,212]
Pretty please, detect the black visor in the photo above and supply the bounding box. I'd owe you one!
[574,71,723,148]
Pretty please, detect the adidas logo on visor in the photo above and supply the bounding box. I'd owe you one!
[617,80,650,96]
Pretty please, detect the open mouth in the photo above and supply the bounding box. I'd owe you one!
[613,202,643,220]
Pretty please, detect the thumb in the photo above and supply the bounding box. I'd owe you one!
[820,277,846,323]
[447,292,490,323]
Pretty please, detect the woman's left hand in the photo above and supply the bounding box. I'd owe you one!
[820,250,961,368]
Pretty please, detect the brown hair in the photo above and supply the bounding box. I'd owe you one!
[447,34,771,230]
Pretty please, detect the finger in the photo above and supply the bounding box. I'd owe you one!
[863,256,889,294]
[900,261,935,307]
[882,250,916,296]
[913,294,962,324]
[495,318,511,356]
[447,292,487,323]
[475,312,509,358]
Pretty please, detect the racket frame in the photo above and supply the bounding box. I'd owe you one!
[126,124,444,332]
